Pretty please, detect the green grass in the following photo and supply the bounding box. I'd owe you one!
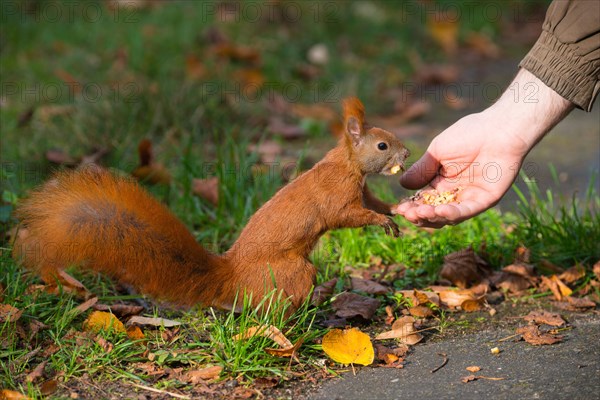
[0,0,593,397]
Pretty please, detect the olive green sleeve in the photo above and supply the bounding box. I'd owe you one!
[519,0,600,111]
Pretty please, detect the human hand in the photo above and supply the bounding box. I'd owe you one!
[393,69,574,228]
[393,111,529,227]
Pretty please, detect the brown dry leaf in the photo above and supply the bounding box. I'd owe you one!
[552,275,573,297]
[540,275,562,300]
[83,311,126,334]
[192,177,219,206]
[93,303,144,317]
[54,69,80,93]
[26,361,47,382]
[311,278,338,306]
[516,325,562,346]
[396,289,439,307]
[132,139,172,185]
[408,305,434,318]
[461,297,485,312]
[462,375,505,383]
[466,366,481,373]
[253,377,279,389]
[374,343,399,365]
[427,14,459,55]
[558,264,586,284]
[233,325,292,348]
[55,269,90,297]
[0,389,32,400]
[436,288,477,309]
[439,247,491,288]
[331,292,380,320]
[351,277,390,295]
[39,379,58,396]
[74,297,99,314]
[466,32,500,58]
[126,325,145,341]
[185,54,206,81]
[186,366,222,384]
[127,316,182,328]
[492,264,537,294]
[265,337,304,359]
[0,304,23,323]
[95,336,114,353]
[523,310,565,327]
[233,68,265,94]
[212,43,260,64]
[553,296,597,311]
[593,261,600,280]
[375,316,423,345]
[322,328,374,366]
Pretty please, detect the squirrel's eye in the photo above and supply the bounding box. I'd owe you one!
[377,142,388,151]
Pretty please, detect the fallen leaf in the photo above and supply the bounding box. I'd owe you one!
[39,379,58,396]
[126,325,145,341]
[311,278,338,306]
[233,325,292,348]
[374,343,399,365]
[0,304,23,323]
[462,375,505,383]
[466,366,481,373]
[375,316,423,345]
[552,275,573,297]
[132,140,172,185]
[351,277,390,295]
[212,43,260,64]
[26,361,47,382]
[232,68,264,94]
[83,311,126,334]
[593,261,600,280]
[93,303,144,317]
[185,54,207,81]
[127,316,182,328]
[95,336,114,353]
[396,289,439,307]
[436,288,477,309]
[186,366,223,383]
[74,297,99,314]
[553,296,597,311]
[523,310,565,327]
[54,269,90,297]
[192,177,219,206]
[253,377,279,389]
[540,275,563,301]
[0,389,32,400]
[265,337,304,359]
[439,247,491,289]
[558,264,586,284]
[408,305,434,318]
[492,263,537,294]
[331,292,380,320]
[516,325,562,346]
[322,328,374,366]
[461,297,485,312]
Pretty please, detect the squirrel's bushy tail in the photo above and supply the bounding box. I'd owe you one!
[12,168,230,307]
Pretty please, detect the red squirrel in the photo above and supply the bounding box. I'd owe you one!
[12,98,409,312]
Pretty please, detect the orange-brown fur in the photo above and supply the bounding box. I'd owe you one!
[13,98,409,312]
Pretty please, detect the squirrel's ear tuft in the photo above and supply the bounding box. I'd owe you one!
[343,97,365,145]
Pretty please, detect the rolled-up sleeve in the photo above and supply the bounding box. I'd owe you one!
[519,0,600,111]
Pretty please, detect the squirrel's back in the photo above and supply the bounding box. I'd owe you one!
[13,168,226,306]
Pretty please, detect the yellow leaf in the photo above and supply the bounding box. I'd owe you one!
[0,389,32,400]
[322,328,374,366]
[83,311,126,334]
[126,325,146,341]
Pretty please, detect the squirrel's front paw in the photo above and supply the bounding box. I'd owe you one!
[380,217,400,237]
